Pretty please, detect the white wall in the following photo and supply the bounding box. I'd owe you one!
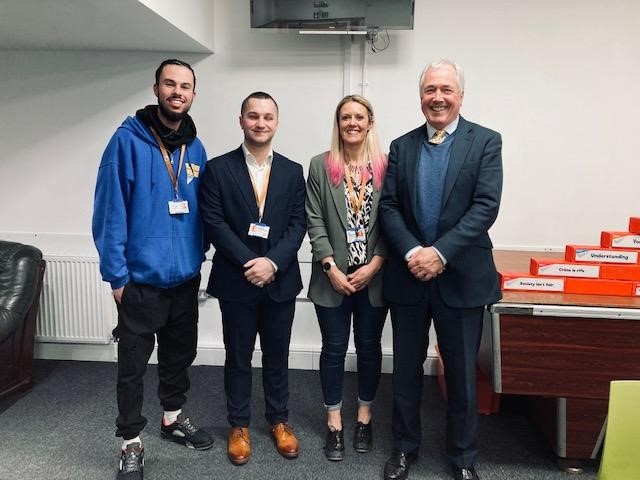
[139,0,215,51]
[1,0,639,368]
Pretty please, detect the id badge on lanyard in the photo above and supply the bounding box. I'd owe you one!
[169,195,189,214]
[248,222,270,239]
[150,127,188,215]
[247,164,271,239]
[346,227,366,244]
[344,164,367,244]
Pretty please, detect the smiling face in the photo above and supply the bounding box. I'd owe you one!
[420,64,463,130]
[338,101,372,149]
[239,97,279,149]
[153,64,195,128]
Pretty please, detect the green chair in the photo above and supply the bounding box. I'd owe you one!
[598,380,640,480]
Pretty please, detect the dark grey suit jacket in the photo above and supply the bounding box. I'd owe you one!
[305,152,387,308]
[379,116,503,308]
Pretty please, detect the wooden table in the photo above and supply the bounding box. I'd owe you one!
[479,250,640,470]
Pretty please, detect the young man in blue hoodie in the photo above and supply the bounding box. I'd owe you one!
[92,59,212,480]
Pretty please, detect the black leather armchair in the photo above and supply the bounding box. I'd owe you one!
[0,240,46,398]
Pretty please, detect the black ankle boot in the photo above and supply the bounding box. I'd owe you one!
[353,421,372,453]
[324,427,345,461]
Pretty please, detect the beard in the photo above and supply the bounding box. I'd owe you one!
[158,97,191,123]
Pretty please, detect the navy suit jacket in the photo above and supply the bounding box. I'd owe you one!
[199,146,306,303]
[379,116,503,308]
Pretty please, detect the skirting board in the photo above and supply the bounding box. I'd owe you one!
[35,342,440,376]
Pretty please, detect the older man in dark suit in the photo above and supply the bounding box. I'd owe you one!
[379,60,503,480]
[199,92,306,466]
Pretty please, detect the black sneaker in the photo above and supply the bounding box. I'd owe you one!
[324,427,345,461]
[353,421,372,453]
[160,413,213,450]
[117,442,144,480]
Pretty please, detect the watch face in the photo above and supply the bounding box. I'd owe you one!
[323,262,331,272]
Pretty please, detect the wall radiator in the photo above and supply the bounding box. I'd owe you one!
[37,256,114,344]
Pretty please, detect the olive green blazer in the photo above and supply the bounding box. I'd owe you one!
[305,152,387,307]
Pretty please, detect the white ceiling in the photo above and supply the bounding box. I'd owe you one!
[0,0,212,52]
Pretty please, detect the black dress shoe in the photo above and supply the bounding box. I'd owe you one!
[324,427,345,461]
[353,421,372,453]
[383,450,418,480]
[453,466,479,480]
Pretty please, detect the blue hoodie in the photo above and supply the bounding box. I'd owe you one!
[92,116,207,289]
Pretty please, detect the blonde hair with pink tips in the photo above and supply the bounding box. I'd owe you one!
[324,95,387,190]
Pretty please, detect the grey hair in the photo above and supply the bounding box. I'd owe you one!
[418,59,465,93]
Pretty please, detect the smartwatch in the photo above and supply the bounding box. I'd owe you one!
[322,261,336,273]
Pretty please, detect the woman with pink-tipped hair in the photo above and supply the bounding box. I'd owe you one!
[305,94,388,462]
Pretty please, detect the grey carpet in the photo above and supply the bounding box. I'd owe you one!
[0,360,598,480]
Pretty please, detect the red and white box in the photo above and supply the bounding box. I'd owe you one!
[565,245,638,264]
[500,272,564,292]
[600,265,640,281]
[565,278,635,296]
[600,231,640,249]
[530,257,600,278]
[629,217,640,234]
[564,278,634,296]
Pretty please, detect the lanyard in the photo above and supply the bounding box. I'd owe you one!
[149,127,185,199]
[248,164,271,221]
[344,164,367,215]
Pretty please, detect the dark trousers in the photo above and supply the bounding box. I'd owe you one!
[114,275,200,440]
[219,294,295,427]
[390,281,483,468]
[315,287,387,408]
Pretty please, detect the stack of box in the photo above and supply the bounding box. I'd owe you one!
[500,216,640,296]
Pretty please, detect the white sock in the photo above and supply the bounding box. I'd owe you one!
[163,408,182,425]
[122,436,142,450]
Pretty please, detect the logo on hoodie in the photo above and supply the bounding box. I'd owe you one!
[185,163,200,184]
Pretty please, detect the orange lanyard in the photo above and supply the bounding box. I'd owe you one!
[344,164,367,215]
[149,127,185,198]
[248,164,271,221]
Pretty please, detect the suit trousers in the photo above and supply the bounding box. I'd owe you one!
[219,293,295,427]
[113,275,200,440]
[390,280,483,468]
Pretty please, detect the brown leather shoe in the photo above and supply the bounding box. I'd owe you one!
[271,422,299,458]
[227,427,251,465]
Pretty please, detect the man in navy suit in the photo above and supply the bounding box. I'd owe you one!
[379,60,503,480]
[199,92,306,466]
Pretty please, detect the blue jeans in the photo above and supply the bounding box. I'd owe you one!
[315,288,387,409]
